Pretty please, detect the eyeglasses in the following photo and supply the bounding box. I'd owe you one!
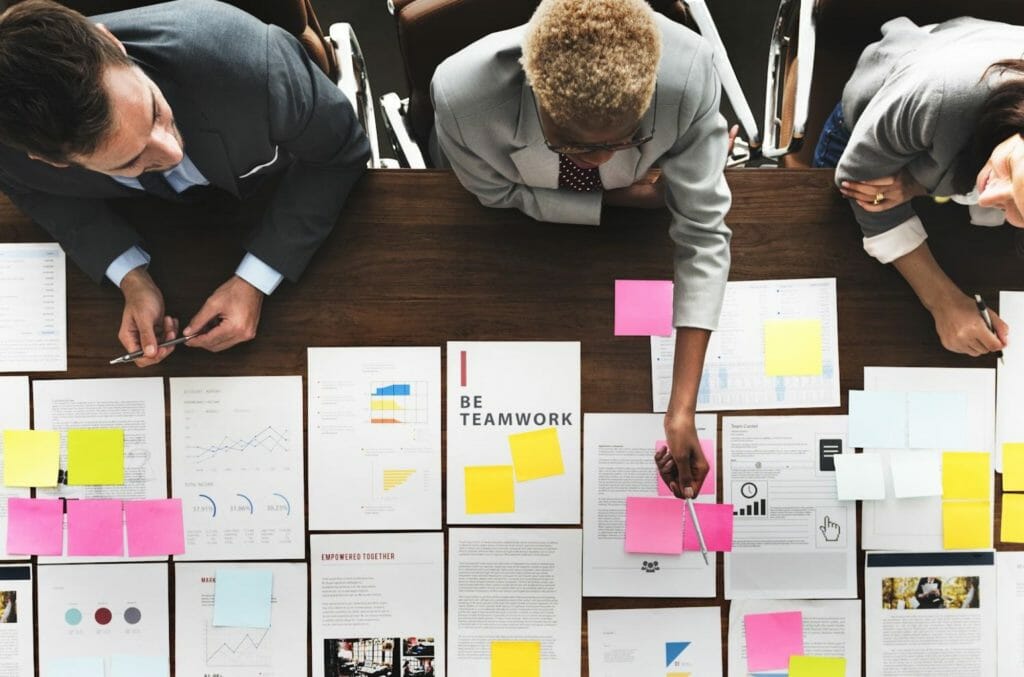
[536,87,657,155]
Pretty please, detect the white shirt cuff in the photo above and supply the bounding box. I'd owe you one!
[105,246,151,287]
[235,253,283,295]
[862,216,927,264]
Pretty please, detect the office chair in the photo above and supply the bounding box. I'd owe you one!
[379,0,757,168]
[7,0,382,166]
[769,0,1024,167]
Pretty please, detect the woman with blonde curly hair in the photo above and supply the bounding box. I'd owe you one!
[431,0,732,498]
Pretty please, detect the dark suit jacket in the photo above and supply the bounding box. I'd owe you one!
[0,0,370,283]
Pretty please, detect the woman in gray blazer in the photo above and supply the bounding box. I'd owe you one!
[814,16,1024,357]
[432,0,733,499]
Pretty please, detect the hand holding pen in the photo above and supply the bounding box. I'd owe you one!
[974,294,1006,364]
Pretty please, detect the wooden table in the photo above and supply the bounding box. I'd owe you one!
[1,168,1018,675]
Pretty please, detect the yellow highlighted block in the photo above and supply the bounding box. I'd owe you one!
[508,427,564,482]
[1003,443,1024,492]
[491,640,540,677]
[3,430,59,487]
[370,399,404,411]
[763,319,823,376]
[943,500,992,549]
[789,655,846,677]
[383,469,415,491]
[666,674,692,677]
[465,466,515,514]
[67,429,124,486]
[1002,493,1024,543]
[942,451,990,500]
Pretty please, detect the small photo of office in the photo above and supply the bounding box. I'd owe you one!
[0,591,16,623]
[881,576,981,610]
[324,637,400,677]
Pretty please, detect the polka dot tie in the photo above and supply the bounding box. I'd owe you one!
[557,153,602,192]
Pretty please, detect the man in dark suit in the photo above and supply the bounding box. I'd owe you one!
[0,0,369,365]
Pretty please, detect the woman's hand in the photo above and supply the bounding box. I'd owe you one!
[931,292,1008,357]
[655,411,709,498]
[840,170,926,212]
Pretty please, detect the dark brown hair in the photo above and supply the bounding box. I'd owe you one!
[0,0,133,162]
[955,59,1024,194]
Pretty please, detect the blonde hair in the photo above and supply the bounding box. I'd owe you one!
[521,0,661,129]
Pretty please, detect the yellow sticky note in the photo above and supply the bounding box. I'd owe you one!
[3,430,60,487]
[465,466,515,514]
[508,427,564,481]
[1003,443,1024,492]
[942,451,990,500]
[790,655,847,677]
[943,500,992,549]
[763,319,823,376]
[491,640,540,677]
[1002,493,1024,543]
[67,429,124,486]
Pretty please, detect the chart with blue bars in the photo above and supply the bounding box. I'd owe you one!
[370,381,429,424]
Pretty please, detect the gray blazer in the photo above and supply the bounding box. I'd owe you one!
[838,16,1024,239]
[0,0,370,284]
[431,15,732,330]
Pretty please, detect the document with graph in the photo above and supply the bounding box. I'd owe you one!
[651,278,840,411]
[588,607,722,677]
[307,347,441,530]
[311,533,444,677]
[723,415,856,599]
[0,377,30,562]
[175,562,307,677]
[170,376,305,560]
[37,562,169,677]
[446,341,580,524]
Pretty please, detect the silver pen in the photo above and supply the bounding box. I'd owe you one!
[109,334,197,364]
[973,294,1005,365]
[685,496,710,566]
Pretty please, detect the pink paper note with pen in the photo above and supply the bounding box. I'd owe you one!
[656,439,716,497]
[682,502,734,552]
[614,280,674,336]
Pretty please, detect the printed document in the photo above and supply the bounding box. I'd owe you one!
[997,551,1024,675]
[727,599,861,677]
[446,342,580,524]
[583,412,716,597]
[308,347,441,530]
[0,564,34,677]
[0,377,30,561]
[175,562,307,677]
[0,243,66,372]
[588,606,722,676]
[997,291,1024,472]
[865,551,995,676]
[171,377,305,560]
[311,533,444,677]
[448,528,581,677]
[723,416,856,599]
[652,278,839,411]
[860,368,995,551]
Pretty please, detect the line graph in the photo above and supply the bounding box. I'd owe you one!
[205,623,272,667]
[187,426,289,464]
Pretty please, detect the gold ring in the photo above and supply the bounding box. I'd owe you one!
[873,192,885,205]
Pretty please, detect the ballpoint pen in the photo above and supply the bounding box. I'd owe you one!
[109,334,198,365]
[973,294,1005,364]
[685,495,710,566]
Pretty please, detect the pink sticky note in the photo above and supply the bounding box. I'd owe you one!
[744,611,804,672]
[125,499,185,556]
[614,280,674,336]
[67,499,123,556]
[683,502,734,552]
[656,439,716,497]
[6,497,64,555]
[624,496,684,554]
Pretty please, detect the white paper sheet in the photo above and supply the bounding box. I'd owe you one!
[727,599,861,677]
[0,564,34,677]
[0,377,30,561]
[651,278,840,412]
[583,412,716,597]
[37,563,169,677]
[996,291,1024,472]
[860,368,995,551]
[311,533,445,677]
[446,341,580,524]
[0,243,66,372]
[890,451,943,498]
[33,378,166,563]
[588,606,722,676]
[448,528,581,677]
[175,562,307,677]
[170,376,305,560]
[833,453,886,500]
[865,551,995,676]
[997,551,1024,675]
[723,415,856,599]
[307,347,441,530]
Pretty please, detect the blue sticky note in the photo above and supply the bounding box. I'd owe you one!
[907,391,969,449]
[213,568,272,628]
[47,657,104,677]
[848,390,907,448]
[110,655,169,677]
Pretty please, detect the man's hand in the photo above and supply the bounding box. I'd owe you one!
[654,411,709,499]
[840,170,927,212]
[604,169,665,209]
[118,268,179,368]
[183,275,264,352]
[932,292,1008,357]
